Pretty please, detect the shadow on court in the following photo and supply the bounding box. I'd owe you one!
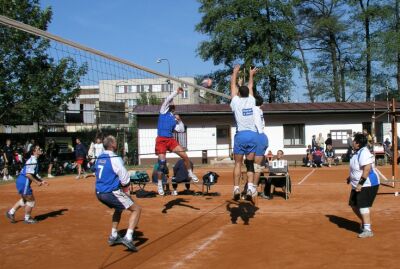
[326,215,360,233]
[226,200,258,225]
[35,208,69,221]
[161,198,201,214]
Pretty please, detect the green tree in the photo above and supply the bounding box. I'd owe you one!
[136,92,161,105]
[0,0,87,125]
[196,0,297,103]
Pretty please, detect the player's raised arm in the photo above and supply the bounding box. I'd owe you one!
[160,87,183,114]
[230,65,240,98]
[248,66,258,97]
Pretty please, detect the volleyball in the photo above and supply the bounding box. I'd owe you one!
[201,77,213,88]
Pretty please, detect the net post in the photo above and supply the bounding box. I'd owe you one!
[391,99,398,188]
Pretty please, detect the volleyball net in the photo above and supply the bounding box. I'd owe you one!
[0,15,234,164]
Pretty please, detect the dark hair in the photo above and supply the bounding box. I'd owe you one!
[255,95,263,106]
[353,133,368,148]
[238,86,249,97]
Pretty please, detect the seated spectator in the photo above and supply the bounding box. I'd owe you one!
[383,138,391,151]
[312,146,324,167]
[261,150,291,200]
[325,133,332,147]
[324,144,336,167]
[266,150,273,163]
[384,143,393,164]
[304,144,313,167]
[171,159,193,196]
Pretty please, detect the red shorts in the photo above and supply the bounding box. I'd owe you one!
[155,136,179,155]
[76,158,84,165]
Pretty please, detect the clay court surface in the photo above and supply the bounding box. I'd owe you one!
[1,165,400,269]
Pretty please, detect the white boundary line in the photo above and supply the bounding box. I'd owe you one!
[297,169,316,185]
[375,168,388,181]
[171,229,224,269]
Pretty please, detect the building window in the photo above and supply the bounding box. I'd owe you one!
[127,99,137,107]
[161,83,173,92]
[283,124,305,146]
[129,85,136,93]
[331,129,352,148]
[116,85,125,93]
[152,84,162,92]
[174,126,187,149]
[181,83,188,88]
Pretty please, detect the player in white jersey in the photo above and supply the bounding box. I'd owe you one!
[230,64,259,201]
[253,94,269,190]
[347,133,380,238]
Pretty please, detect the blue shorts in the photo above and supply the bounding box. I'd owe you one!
[233,130,258,155]
[16,175,32,196]
[255,133,268,156]
[96,189,134,210]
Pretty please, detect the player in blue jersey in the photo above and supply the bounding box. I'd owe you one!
[6,145,49,224]
[155,87,198,195]
[230,64,259,201]
[347,133,380,238]
[94,135,141,251]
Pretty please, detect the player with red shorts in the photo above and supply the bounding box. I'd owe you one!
[155,87,198,195]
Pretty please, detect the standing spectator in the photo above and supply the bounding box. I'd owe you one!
[3,139,14,181]
[46,139,59,178]
[325,133,332,147]
[74,138,87,179]
[363,129,373,149]
[311,135,317,151]
[383,138,391,150]
[347,133,379,238]
[93,137,105,159]
[6,145,49,224]
[325,144,336,167]
[94,135,141,251]
[346,133,354,161]
[317,133,325,150]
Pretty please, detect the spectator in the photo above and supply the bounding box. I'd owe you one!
[3,139,14,181]
[171,159,192,195]
[345,133,353,161]
[383,138,391,150]
[325,133,332,147]
[74,138,87,179]
[311,135,318,151]
[324,144,336,167]
[363,129,373,149]
[46,139,59,178]
[266,150,273,163]
[312,146,324,167]
[317,133,325,150]
[304,145,313,167]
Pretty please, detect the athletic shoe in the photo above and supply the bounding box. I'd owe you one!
[24,218,38,224]
[157,184,165,196]
[358,230,373,238]
[47,174,55,178]
[233,188,241,201]
[6,212,16,223]
[246,189,256,203]
[260,193,272,200]
[121,237,137,251]
[108,234,122,246]
[189,171,199,183]
[172,190,178,196]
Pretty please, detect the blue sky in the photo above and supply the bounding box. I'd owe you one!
[40,0,218,77]
[39,0,306,101]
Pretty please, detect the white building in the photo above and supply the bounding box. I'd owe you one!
[132,101,399,165]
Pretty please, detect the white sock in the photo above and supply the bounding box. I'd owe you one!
[188,169,194,176]
[9,208,16,215]
[234,185,240,191]
[157,180,163,187]
[363,224,371,232]
[248,183,254,191]
[24,214,31,221]
[125,229,134,241]
[111,228,118,238]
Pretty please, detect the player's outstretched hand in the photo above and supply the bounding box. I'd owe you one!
[233,64,240,74]
[250,66,258,76]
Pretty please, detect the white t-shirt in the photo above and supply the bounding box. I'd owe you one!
[93,143,105,158]
[349,147,380,188]
[230,95,256,132]
[253,106,265,134]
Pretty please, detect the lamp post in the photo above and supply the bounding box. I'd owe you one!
[156,58,172,91]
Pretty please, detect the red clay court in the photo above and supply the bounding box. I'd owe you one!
[1,165,400,269]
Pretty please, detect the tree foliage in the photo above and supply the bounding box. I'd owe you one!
[196,0,298,103]
[0,0,87,125]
